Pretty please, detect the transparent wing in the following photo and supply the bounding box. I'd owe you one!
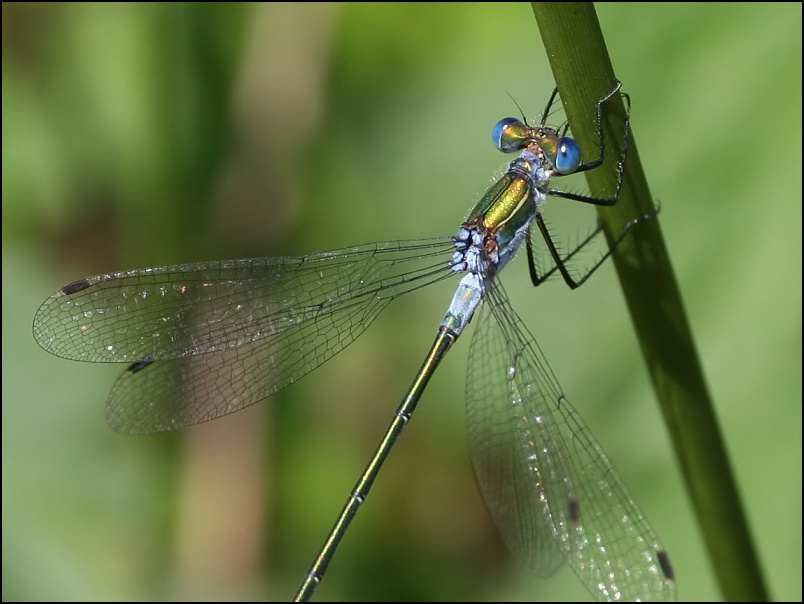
[466,281,675,602]
[33,237,457,433]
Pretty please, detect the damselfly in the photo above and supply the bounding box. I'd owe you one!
[32,81,675,601]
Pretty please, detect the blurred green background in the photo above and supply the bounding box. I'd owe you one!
[3,3,801,601]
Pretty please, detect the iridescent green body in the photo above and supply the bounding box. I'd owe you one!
[32,82,676,602]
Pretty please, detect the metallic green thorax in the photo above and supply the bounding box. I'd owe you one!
[464,155,542,253]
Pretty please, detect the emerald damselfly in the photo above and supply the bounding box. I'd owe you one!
[33,81,675,601]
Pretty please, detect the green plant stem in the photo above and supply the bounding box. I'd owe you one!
[531,2,769,601]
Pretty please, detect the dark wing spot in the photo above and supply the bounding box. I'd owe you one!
[127,356,155,374]
[657,550,675,581]
[61,278,92,295]
[569,497,581,524]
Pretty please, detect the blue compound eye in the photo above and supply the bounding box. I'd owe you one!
[492,117,531,153]
[554,137,581,174]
